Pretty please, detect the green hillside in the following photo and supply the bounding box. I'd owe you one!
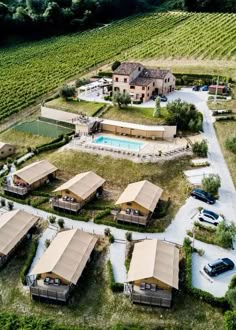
[1,11,236,121]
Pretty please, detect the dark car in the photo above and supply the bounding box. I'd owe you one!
[192,85,201,91]
[191,188,215,204]
[159,95,168,102]
[204,258,234,277]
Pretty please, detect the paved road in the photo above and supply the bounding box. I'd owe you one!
[3,88,235,295]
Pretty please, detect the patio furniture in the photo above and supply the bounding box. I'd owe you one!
[44,277,50,285]
[140,283,146,290]
[53,278,61,286]
[150,284,157,291]
[125,208,131,215]
[145,283,151,290]
[133,210,139,216]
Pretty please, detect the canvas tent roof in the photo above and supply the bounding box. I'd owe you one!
[13,160,58,185]
[0,210,38,256]
[127,239,179,289]
[54,171,105,200]
[0,142,14,149]
[31,229,97,284]
[115,180,163,212]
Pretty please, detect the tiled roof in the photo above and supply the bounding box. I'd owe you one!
[114,62,142,75]
[130,76,154,86]
[139,68,170,79]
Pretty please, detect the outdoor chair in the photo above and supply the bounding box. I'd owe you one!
[53,278,61,286]
[150,284,157,291]
[125,208,131,215]
[145,283,151,290]
[140,283,146,290]
[133,210,139,216]
[44,277,50,285]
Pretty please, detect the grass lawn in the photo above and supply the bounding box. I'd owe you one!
[215,121,236,187]
[0,238,224,329]
[0,129,52,155]
[46,98,104,116]
[14,120,73,138]
[102,105,168,125]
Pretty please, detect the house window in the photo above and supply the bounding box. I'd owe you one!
[138,67,141,71]
[124,78,127,83]
[165,79,167,83]
[142,87,145,91]
[127,202,132,206]
[142,93,145,98]
[115,77,118,82]
[123,89,126,93]
[168,78,170,82]
[147,93,149,97]
[1,151,4,154]
[153,82,155,86]
[136,94,139,99]
[148,86,150,90]
[130,86,135,89]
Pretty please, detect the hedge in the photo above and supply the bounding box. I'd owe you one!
[92,104,107,117]
[224,310,236,330]
[20,239,38,285]
[30,196,49,208]
[38,204,90,222]
[183,237,228,308]
[35,136,72,154]
[215,116,235,122]
[94,208,111,221]
[107,260,123,292]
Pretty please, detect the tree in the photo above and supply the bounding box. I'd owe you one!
[8,201,14,210]
[104,227,111,236]
[216,221,236,249]
[111,61,121,71]
[227,288,236,309]
[57,218,65,228]
[225,136,236,154]
[202,174,221,196]
[125,232,132,241]
[153,96,161,117]
[75,78,90,88]
[48,215,56,224]
[112,91,131,109]
[59,84,76,100]
[26,0,47,14]
[109,234,114,243]
[192,140,208,157]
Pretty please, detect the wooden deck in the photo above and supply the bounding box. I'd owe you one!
[30,279,72,302]
[52,198,82,212]
[3,184,29,196]
[126,284,172,307]
[117,211,148,226]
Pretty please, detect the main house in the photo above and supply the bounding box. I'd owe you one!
[0,210,38,267]
[3,160,58,197]
[52,171,105,213]
[115,180,163,226]
[113,62,176,102]
[29,228,97,302]
[125,239,179,307]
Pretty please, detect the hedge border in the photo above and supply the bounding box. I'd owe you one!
[20,239,38,285]
[107,260,123,292]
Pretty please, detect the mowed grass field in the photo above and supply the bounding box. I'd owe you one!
[1,11,236,121]
[14,120,73,138]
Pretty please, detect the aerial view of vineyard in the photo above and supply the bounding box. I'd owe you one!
[0,11,236,121]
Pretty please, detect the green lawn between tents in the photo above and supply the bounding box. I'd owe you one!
[14,120,73,138]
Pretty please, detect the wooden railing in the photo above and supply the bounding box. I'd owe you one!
[3,184,29,196]
[30,284,71,302]
[117,212,148,226]
[52,198,81,212]
[131,292,172,307]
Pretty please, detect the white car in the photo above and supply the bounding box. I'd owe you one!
[198,209,224,226]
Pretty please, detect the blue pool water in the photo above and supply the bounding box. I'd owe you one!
[93,136,144,151]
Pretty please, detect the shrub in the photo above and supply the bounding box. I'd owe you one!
[20,239,38,285]
[111,61,121,71]
[45,239,51,248]
[224,310,236,330]
[125,232,132,241]
[113,91,131,109]
[202,174,221,196]
[59,84,76,99]
[107,260,123,292]
[109,234,115,244]
[192,139,208,157]
[226,288,236,309]
[225,136,236,153]
[215,221,236,249]
[0,198,5,207]
[104,95,112,101]
[57,218,65,228]
[30,197,49,208]
[229,275,236,290]
[48,215,56,224]
[75,78,90,88]
[8,201,14,211]
[104,227,111,236]
[94,208,111,221]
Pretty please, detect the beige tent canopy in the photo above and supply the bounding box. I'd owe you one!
[54,171,105,200]
[14,160,58,185]
[0,210,38,256]
[128,239,179,289]
[115,180,163,212]
[31,229,97,284]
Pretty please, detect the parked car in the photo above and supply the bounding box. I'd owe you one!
[198,209,223,226]
[159,95,168,102]
[201,85,209,91]
[192,85,201,91]
[191,188,215,204]
[204,258,234,277]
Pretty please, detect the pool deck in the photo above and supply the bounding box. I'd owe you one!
[59,132,192,163]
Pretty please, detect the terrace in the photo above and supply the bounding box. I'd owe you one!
[52,197,82,212]
[116,210,148,226]
[126,284,172,308]
[30,279,73,302]
[3,183,29,196]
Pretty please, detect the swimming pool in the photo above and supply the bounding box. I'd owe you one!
[93,136,144,151]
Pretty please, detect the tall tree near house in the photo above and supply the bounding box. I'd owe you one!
[113,91,131,109]
[153,96,161,117]
[59,84,76,100]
